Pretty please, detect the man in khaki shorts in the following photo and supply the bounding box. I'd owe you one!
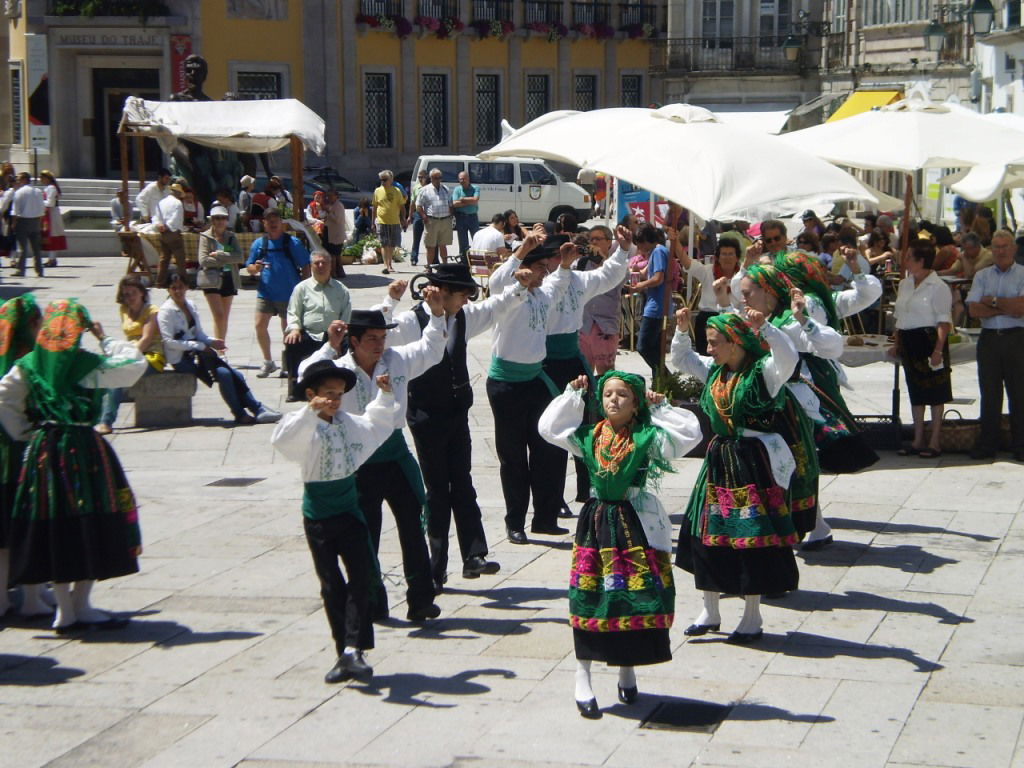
[416,168,453,265]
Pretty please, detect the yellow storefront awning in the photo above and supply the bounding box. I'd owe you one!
[826,90,902,123]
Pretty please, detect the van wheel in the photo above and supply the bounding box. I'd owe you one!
[548,206,575,225]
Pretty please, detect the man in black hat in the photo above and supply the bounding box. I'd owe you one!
[271,362,398,684]
[483,234,577,544]
[297,289,446,622]
[376,260,534,593]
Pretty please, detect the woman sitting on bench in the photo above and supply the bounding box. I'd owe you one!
[97,276,166,434]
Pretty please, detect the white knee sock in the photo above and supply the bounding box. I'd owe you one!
[52,583,75,628]
[693,590,721,627]
[0,549,9,615]
[71,580,109,623]
[575,659,594,703]
[618,665,636,690]
[806,508,833,542]
[736,595,763,634]
[20,583,52,616]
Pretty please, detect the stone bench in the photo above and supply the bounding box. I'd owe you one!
[127,372,197,428]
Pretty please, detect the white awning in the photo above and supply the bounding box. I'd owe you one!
[697,103,797,135]
[119,96,326,155]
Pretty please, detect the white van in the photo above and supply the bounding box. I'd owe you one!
[412,154,591,225]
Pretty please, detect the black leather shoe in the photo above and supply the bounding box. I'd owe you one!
[801,535,833,552]
[335,650,373,683]
[576,698,601,719]
[463,556,500,578]
[558,501,575,518]
[683,622,720,636]
[406,603,441,622]
[507,527,528,545]
[432,572,447,596]
[969,448,996,460]
[726,629,764,645]
[617,685,638,704]
[530,524,570,535]
[324,658,352,684]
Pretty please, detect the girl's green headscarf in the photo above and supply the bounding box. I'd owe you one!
[744,264,794,326]
[16,299,104,424]
[700,313,785,438]
[0,293,40,376]
[774,250,840,330]
[571,370,674,500]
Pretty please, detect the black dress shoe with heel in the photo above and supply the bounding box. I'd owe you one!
[576,698,601,719]
[507,527,528,545]
[726,628,764,645]
[406,603,442,622]
[683,622,720,636]
[617,685,638,704]
[530,524,569,535]
[463,555,500,578]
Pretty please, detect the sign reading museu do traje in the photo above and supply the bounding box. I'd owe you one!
[52,28,163,48]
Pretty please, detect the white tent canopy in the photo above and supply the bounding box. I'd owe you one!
[937,104,1024,202]
[119,96,326,155]
[780,97,1024,172]
[481,104,876,222]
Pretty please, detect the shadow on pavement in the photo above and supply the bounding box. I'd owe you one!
[764,588,973,625]
[440,585,565,611]
[605,693,834,725]
[408,614,565,640]
[339,273,394,290]
[0,654,85,685]
[828,516,998,542]
[0,286,46,300]
[799,542,959,573]
[119,417,237,432]
[352,667,515,707]
[22,613,263,647]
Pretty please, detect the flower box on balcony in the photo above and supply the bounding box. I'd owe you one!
[525,20,568,42]
[356,12,413,38]
[471,18,516,41]
[416,14,464,39]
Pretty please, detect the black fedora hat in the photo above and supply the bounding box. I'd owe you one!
[293,360,356,400]
[520,234,570,267]
[411,262,480,301]
[346,309,398,330]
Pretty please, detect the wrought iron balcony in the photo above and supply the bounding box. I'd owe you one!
[572,2,611,26]
[417,0,457,18]
[652,37,802,74]
[619,2,656,28]
[360,0,405,16]
[471,0,513,22]
[524,0,563,25]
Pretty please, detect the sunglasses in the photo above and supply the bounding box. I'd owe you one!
[764,234,785,243]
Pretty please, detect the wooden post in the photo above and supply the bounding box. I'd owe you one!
[136,135,146,190]
[119,132,130,232]
[899,172,913,275]
[290,135,304,222]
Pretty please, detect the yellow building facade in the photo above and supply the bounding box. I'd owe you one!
[1,1,663,181]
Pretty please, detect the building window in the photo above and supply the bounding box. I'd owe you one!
[365,72,394,149]
[759,0,790,44]
[475,73,500,146]
[1007,54,1017,73]
[574,74,597,112]
[9,65,22,146]
[621,74,642,108]
[235,71,282,100]
[702,0,735,46]
[525,74,549,122]
[864,0,931,25]
[421,73,448,148]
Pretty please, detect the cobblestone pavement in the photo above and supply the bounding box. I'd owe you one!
[0,251,1021,768]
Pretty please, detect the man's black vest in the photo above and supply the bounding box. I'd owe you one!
[406,303,471,426]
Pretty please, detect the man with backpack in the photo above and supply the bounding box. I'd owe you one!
[245,208,311,377]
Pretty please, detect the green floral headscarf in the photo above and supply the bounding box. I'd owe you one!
[16,299,104,424]
[0,293,39,376]
[745,264,794,326]
[774,251,840,329]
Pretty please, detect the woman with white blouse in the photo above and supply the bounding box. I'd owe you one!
[39,171,66,267]
[889,240,953,458]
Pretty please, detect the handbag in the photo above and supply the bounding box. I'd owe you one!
[196,266,222,290]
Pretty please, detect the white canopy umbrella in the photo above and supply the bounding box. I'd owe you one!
[935,106,1024,203]
[780,97,1024,172]
[479,104,877,222]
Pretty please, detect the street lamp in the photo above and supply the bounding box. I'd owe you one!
[783,33,803,62]
[780,9,831,62]
[923,19,947,52]
[924,0,997,51]
[968,0,995,34]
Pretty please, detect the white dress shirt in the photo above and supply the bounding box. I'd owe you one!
[895,270,953,330]
[154,195,184,232]
[271,389,399,483]
[12,185,44,219]
[136,180,168,220]
[964,262,1024,330]
[470,226,507,253]
[297,312,447,425]
[685,259,734,313]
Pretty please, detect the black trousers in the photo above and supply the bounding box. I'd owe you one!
[303,515,374,654]
[283,330,322,378]
[410,414,488,578]
[486,376,564,532]
[356,460,435,611]
[543,355,591,504]
[976,328,1024,452]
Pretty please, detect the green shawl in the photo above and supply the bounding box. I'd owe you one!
[569,370,673,501]
[16,299,104,425]
[0,293,39,376]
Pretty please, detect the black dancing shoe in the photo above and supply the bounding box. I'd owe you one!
[530,524,569,536]
[726,629,764,645]
[617,685,638,705]
[324,658,353,684]
[463,556,500,578]
[576,698,602,719]
[406,603,441,622]
[432,572,447,596]
[506,527,529,545]
[683,622,721,636]
[325,650,373,683]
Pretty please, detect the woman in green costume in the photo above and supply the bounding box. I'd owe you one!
[539,369,702,719]
[670,308,801,643]
[0,293,44,617]
[0,299,147,633]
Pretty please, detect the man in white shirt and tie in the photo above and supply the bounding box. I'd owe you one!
[153,182,187,288]
[11,172,45,277]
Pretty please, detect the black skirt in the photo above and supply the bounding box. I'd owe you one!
[899,326,952,406]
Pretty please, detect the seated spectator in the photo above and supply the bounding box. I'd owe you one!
[157,273,281,426]
[352,197,373,243]
[97,277,166,434]
[795,231,821,258]
[859,228,895,274]
[800,209,825,237]
[819,232,839,270]
[502,209,527,246]
[182,186,206,232]
[931,226,959,272]
[470,212,511,256]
